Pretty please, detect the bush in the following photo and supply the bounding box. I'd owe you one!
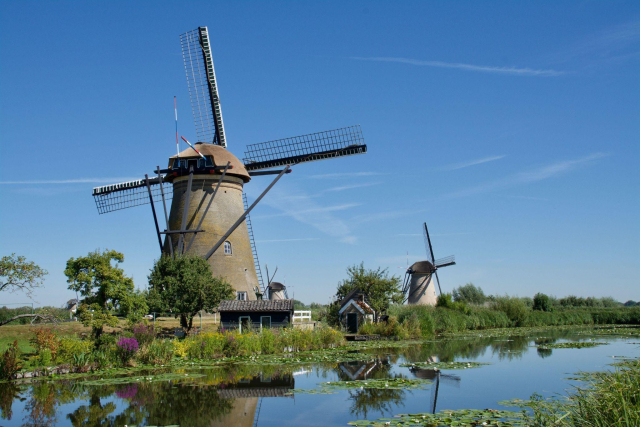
[452,283,486,305]
[30,327,60,361]
[259,329,277,354]
[0,341,22,380]
[116,337,139,364]
[491,296,530,326]
[533,293,552,312]
[137,339,173,365]
[57,337,94,364]
[131,322,155,346]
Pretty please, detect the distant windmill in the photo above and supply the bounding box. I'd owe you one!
[91,26,367,301]
[264,265,289,300]
[401,222,456,305]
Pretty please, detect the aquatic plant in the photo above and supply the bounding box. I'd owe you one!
[82,372,204,386]
[399,361,490,370]
[320,377,431,390]
[536,341,608,349]
[501,357,640,426]
[348,408,527,426]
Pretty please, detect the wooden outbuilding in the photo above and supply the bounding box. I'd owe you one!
[338,289,375,333]
[218,299,294,333]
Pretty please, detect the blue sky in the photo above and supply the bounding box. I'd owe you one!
[1,1,638,307]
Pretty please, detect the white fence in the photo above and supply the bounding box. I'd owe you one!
[293,311,311,322]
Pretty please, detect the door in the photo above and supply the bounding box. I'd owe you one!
[346,312,358,333]
[261,316,271,331]
[239,316,250,333]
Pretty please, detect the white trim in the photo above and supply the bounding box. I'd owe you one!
[339,299,368,315]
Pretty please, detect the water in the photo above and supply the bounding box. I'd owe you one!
[1,328,637,427]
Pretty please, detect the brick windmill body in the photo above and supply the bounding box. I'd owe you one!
[92,27,367,299]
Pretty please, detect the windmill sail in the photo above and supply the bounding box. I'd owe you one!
[180,27,227,147]
[92,177,173,214]
[242,125,366,171]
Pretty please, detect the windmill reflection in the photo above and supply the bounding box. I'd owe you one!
[335,356,409,419]
[407,355,461,414]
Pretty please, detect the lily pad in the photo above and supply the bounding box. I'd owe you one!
[348,408,527,426]
[399,361,490,370]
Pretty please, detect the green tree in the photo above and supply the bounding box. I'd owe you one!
[533,293,552,312]
[148,255,234,331]
[332,263,403,322]
[452,283,486,305]
[1,254,48,299]
[64,249,146,338]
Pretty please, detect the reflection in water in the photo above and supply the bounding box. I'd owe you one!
[336,357,407,419]
[2,328,623,427]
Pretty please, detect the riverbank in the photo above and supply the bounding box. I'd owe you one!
[358,305,640,339]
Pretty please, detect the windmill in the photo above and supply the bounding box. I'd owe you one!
[91,26,367,301]
[264,265,289,300]
[400,222,456,305]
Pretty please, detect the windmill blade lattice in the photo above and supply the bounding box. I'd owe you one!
[242,125,366,171]
[434,255,455,268]
[92,177,173,214]
[180,27,226,147]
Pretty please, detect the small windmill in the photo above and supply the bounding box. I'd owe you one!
[401,222,456,305]
[91,26,367,300]
[264,265,289,300]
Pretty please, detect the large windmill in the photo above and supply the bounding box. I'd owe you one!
[91,26,367,301]
[401,222,456,305]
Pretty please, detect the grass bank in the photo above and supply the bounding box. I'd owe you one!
[0,323,345,380]
[358,305,640,338]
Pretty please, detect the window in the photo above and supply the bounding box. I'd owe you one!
[260,316,271,331]
[224,241,232,255]
[236,291,247,301]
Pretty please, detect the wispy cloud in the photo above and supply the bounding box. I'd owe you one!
[564,21,640,63]
[249,183,359,244]
[444,153,608,199]
[441,155,506,171]
[352,209,428,224]
[0,177,139,185]
[308,172,385,179]
[256,238,320,243]
[322,182,380,193]
[254,203,361,219]
[351,57,565,76]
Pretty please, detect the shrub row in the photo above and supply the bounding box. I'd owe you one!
[383,305,640,338]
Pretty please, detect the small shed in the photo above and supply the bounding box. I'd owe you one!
[338,289,375,333]
[218,299,294,333]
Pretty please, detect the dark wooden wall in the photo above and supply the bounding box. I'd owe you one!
[220,311,292,331]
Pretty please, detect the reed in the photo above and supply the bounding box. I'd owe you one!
[522,358,639,426]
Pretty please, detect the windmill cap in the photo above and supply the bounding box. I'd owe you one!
[410,261,435,274]
[169,143,251,182]
[268,282,285,290]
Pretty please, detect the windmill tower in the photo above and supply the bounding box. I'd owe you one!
[91,27,367,300]
[401,222,456,305]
